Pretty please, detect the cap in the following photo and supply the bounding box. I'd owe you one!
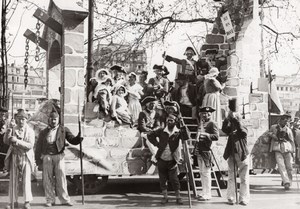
[110,65,126,74]
[184,47,196,56]
[281,111,292,119]
[128,72,137,78]
[199,106,216,113]
[49,111,59,118]
[141,96,157,106]
[15,109,28,119]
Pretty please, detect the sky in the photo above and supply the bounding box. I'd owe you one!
[4,0,300,80]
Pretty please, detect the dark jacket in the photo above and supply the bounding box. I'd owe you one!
[147,126,189,161]
[35,125,82,166]
[222,117,249,161]
[196,120,219,152]
[137,110,161,133]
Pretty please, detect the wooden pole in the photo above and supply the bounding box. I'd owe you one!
[86,0,94,99]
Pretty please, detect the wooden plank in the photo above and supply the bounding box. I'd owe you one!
[23,29,48,51]
[33,8,62,35]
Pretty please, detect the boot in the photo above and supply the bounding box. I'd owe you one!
[161,190,168,204]
[175,190,183,205]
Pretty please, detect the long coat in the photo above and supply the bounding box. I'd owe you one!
[222,117,249,161]
[4,124,35,171]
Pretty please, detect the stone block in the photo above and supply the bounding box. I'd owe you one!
[251,111,264,119]
[223,87,237,96]
[212,27,219,34]
[78,69,85,86]
[257,103,268,112]
[64,55,84,68]
[227,66,239,78]
[250,104,257,111]
[65,46,74,54]
[260,119,269,129]
[241,79,251,87]
[206,34,225,44]
[226,78,240,86]
[249,93,264,103]
[64,20,84,33]
[64,104,78,115]
[201,44,219,51]
[65,88,71,103]
[65,68,77,87]
[65,32,84,53]
[220,44,230,50]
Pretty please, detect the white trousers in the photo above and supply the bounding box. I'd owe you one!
[197,155,212,199]
[42,154,70,204]
[9,155,33,203]
[275,152,293,184]
[227,154,250,203]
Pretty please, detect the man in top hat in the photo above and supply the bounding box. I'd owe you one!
[163,46,199,84]
[0,106,9,171]
[171,73,197,117]
[193,106,219,201]
[4,109,35,209]
[147,112,189,205]
[138,96,161,163]
[267,111,295,190]
[222,98,250,205]
[35,111,83,207]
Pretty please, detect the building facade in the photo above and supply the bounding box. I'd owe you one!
[93,42,147,75]
[7,63,46,114]
[275,74,300,117]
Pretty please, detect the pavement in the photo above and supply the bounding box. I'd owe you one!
[0,171,300,209]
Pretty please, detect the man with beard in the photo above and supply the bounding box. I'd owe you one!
[193,106,219,201]
[147,112,189,205]
[35,111,82,207]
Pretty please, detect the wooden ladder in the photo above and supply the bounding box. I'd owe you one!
[182,116,222,198]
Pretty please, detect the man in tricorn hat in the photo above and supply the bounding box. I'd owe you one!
[267,111,295,190]
[147,112,189,205]
[35,111,83,207]
[193,106,219,201]
[4,109,35,209]
[163,46,199,84]
[222,98,250,205]
[137,96,161,163]
[0,106,9,171]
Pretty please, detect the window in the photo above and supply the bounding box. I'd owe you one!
[16,68,20,74]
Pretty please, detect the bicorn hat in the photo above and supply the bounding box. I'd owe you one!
[199,106,216,113]
[141,96,157,106]
[110,65,126,74]
[184,47,196,56]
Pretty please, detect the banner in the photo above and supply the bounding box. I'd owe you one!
[221,11,235,39]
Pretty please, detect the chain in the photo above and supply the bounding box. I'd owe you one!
[24,38,29,88]
[35,20,41,62]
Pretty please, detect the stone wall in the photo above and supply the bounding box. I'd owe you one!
[201,0,269,168]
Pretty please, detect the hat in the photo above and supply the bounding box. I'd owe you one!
[281,112,292,119]
[167,112,179,120]
[184,47,196,56]
[199,106,215,113]
[49,111,59,118]
[97,68,109,75]
[141,71,148,76]
[15,109,28,119]
[129,72,137,78]
[208,67,219,77]
[228,98,238,112]
[110,65,126,74]
[164,101,179,113]
[0,106,8,112]
[114,84,127,96]
[141,96,157,106]
[205,49,218,55]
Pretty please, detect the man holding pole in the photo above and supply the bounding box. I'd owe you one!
[222,98,250,206]
[194,106,219,201]
[35,111,82,207]
[4,109,35,209]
